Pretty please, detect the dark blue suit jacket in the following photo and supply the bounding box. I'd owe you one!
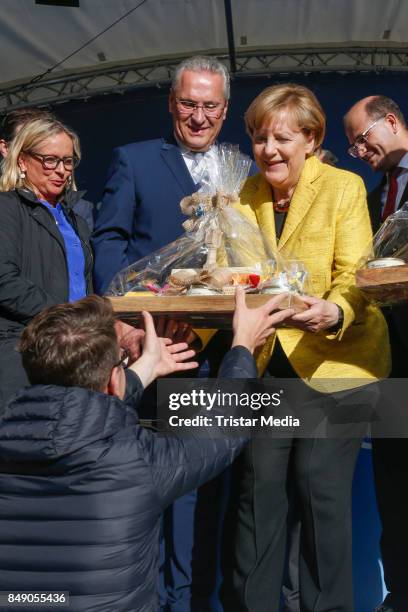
[92,138,197,294]
[74,196,94,232]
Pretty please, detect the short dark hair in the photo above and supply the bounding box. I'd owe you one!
[0,107,55,142]
[365,96,407,127]
[19,296,119,392]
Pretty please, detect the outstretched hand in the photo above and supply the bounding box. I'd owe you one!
[232,287,295,354]
[129,311,199,387]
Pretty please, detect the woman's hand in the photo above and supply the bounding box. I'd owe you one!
[286,296,340,333]
[129,311,199,387]
[232,287,295,353]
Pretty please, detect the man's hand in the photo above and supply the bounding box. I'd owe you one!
[232,287,295,353]
[130,311,199,387]
[155,316,196,344]
[286,296,340,333]
[115,319,145,362]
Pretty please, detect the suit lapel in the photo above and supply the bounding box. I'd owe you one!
[369,170,408,234]
[250,177,278,253]
[160,140,196,196]
[398,175,408,210]
[27,206,66,250]
[278,156,320,250]
[367,180,384,233]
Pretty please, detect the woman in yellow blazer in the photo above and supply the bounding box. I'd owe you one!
[226,84,390,612]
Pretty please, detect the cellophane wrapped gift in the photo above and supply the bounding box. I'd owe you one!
[107,143,308,300]
[371,203,408,261]
[356,203,408,305]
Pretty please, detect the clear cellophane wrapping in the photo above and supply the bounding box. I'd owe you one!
[356,204,408,306]
[107,144,308,298]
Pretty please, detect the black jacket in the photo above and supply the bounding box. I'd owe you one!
[0,346,255,612]
[0,188,93,333]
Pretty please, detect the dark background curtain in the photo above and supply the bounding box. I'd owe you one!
[53,71,408,205]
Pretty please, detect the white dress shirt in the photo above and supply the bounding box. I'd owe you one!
[175,136,219,186]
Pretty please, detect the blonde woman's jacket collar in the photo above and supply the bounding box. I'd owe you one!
[236,156,390,390]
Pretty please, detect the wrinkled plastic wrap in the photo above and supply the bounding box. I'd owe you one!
[356,204,408,305]
[371,203,408,261]
[107,144,308,299]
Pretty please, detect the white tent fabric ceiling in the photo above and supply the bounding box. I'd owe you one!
[1,0,408,109]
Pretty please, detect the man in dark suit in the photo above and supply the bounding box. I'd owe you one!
[92,56,229,295]
[92,56,232,611]
[344,95,408,612]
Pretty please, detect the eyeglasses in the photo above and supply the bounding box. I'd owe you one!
[347,117,385,158]
[114,348,130,370]
[175,98,225,118]
[28,152,80,170]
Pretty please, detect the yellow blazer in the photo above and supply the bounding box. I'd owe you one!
[236,156,390,390]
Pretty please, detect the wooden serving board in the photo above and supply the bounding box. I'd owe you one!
[356,264,408,304]
[109,292,306,329]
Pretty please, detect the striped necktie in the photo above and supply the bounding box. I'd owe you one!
[191,152,208,185]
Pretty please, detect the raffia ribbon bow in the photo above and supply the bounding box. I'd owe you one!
[180,190,236,232]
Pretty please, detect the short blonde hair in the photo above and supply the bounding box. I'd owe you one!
[0,117,81,193]
[245,83,326,151]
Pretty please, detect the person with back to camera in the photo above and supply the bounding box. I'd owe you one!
[0,288,294,612]
[0,108,94,230]
[220,83,390,612]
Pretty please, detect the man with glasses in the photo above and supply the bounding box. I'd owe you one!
[92,55,230,295]
[344,96,408,229]
[92,55,238,611]
[344,96,408,612]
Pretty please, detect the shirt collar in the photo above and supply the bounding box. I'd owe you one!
[39,199,61,210]
[173,133,217,159]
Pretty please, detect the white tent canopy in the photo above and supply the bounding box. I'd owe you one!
[1,0,408,110]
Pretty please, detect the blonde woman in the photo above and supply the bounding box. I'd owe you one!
[0,117,92,407]
[225,84,390,611]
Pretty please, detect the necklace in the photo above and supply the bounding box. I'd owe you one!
[273,183,297,213]
[273,197,291,213]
